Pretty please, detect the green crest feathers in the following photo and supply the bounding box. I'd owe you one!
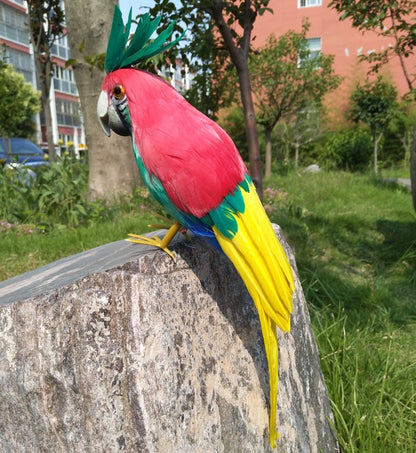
[104,5,185,73]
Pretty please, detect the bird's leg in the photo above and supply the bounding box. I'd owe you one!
[147,213,178,231]
[127,221,182,259]
[145,213,192,242]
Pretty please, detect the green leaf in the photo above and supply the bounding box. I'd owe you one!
[65,58,77,68]
[258,7,273,16]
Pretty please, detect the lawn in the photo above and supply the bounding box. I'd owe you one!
[0,212,157,281]
[1,169,415,450]
[267,170,416,451]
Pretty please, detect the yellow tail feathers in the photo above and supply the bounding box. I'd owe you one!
[213,181,294,448]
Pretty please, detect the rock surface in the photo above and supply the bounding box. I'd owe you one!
[382,177,411,190]
[0,226,338,452]
[304,164,321,173]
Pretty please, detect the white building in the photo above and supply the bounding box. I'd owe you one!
[0,0,85,155]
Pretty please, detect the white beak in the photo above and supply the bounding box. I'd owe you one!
[97,90,111,137]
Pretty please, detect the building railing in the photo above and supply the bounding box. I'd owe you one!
[53,77,78,96]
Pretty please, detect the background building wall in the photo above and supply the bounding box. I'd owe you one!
[254,0,416,125]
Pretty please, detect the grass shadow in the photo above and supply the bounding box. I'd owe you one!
[274,206,416,326]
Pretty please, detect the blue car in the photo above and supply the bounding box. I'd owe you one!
[0,138,48,168]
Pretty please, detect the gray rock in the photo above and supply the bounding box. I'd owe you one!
[0,226,338,452]
[304,164,321,173]
[383,177,411,190]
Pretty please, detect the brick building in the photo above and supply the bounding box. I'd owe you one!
[254,0,416,123]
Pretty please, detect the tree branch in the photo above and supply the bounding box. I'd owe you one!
[210,0,242,68]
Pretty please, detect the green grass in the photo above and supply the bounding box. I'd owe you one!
[267,171,415,322]
[314,307,415,451]
[379,166,412,179]
[1,170,415,450]
[266,170,416,451]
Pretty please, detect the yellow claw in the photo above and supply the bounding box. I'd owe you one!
[127,221,182,259]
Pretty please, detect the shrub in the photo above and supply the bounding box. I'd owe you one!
[323,128,373,171]
[0,153,164,231]
[0,155,103,228]
[35,153,89,227]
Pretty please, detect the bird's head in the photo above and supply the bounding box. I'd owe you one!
[97,71,131,137]
[97,6,184,138]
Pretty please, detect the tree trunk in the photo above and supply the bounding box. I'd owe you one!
[28,27,56,162]
[65,0,140,201]
[373,130,381,175]
[295,143,300,169]
[40,82,56,162]
[237,63,263,196]
[265,127,272,179]
[210,1,263,198]
[411,123,416,211]
[399,130,411,168]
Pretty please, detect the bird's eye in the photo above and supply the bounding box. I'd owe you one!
[112,84,126,100]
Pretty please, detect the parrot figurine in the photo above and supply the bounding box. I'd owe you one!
[97,6,294,448]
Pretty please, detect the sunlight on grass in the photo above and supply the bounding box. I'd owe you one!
[0,213,157,281]
[267,170,416,451]
[313,305,416,452]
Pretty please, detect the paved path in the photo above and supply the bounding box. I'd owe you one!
[383,178,411,189]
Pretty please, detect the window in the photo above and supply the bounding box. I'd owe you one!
[307,37,322,60]
[51,34,70,60]
[298,37,322,68]
[55,99,81,127]
[59,134,74,144]
[299,0,322,7]
[0,4,30,46]
[4,48,33,82]
[53,66,78,95]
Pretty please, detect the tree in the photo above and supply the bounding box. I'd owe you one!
[0,61,40,139]
[281,107,322,169]
[27,0,65,161]
[324,127,373,171]
[249,22,341,177]
[181,24,237,121]
[388,99,416,167]
[349,77,398,174]
[328,0,416,208]
[65,0,140,201]
[149,0,275,197]
[219,106,249,161]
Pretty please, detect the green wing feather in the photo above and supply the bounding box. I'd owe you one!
[201,175,250,238]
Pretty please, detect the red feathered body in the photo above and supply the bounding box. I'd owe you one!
[102,69,246,218]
